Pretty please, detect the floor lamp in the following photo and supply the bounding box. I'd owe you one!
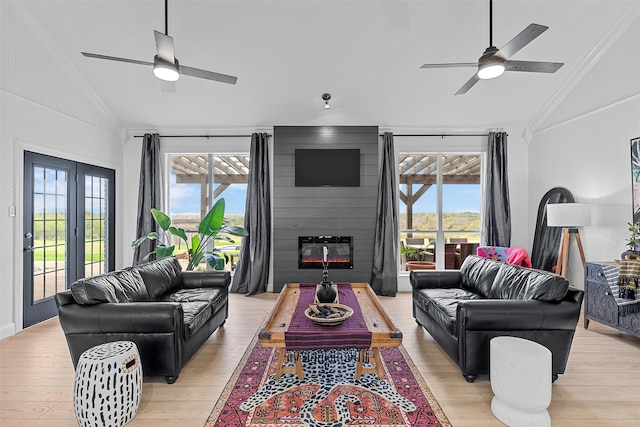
[546,203,591,278]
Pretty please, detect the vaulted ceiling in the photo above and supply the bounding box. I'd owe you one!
[14,0,637,133]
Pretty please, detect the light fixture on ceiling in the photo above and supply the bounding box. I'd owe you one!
[477,47,505,80]
[153,55,180,82]
[322,93,331,109]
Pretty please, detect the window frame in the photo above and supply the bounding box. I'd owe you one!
[394,136,485,271]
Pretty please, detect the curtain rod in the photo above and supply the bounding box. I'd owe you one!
[133,134,272,138]
[380,133,499,137]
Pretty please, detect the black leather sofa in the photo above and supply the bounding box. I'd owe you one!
[55,257,229,384]
[410,255,584,383]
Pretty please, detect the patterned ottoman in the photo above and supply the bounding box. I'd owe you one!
[73,341,142,427]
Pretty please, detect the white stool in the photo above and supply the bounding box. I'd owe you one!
[490,336,552,427]
[74,341,143,427]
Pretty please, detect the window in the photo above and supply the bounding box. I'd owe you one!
[168,153,249,271]
[399,153,482,270]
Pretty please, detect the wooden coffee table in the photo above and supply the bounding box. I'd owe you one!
[258,282,402,380]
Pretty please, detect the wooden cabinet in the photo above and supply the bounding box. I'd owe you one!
[584,262,640,338]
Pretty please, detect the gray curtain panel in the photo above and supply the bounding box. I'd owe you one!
[481,131,511,247]
[370,132,399,296]
[231,133,271,295]
[132,133,162,265]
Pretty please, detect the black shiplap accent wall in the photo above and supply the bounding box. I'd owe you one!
[273,126,379,292]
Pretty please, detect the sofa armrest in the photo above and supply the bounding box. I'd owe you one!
[57,301,183,335]
[410,270,462,290]
[458,299,582,331]
[181,270,230,289]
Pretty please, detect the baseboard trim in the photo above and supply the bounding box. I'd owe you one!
[0,323,17,340]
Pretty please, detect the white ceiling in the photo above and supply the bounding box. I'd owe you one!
[16,0,636,132]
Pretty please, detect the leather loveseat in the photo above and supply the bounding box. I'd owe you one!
[410,255,584,383]
[55,257,229,384]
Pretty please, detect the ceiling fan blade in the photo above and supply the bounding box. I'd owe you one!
[154,30,175,63]
[180,64,238,85]
[505,60,564,73]
[160,80,176,92]
[497,23,548,59]
[420,62,477,69]
[81,52,153,67]
[455,74,481,95]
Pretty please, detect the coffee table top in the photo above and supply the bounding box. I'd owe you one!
[258,282,402,349]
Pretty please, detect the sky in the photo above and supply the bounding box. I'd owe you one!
[169,173,247,215]
[169,172,480,215]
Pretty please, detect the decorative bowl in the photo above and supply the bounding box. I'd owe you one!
[304,303,354,326]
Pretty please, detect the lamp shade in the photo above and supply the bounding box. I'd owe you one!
[546,203,591,227]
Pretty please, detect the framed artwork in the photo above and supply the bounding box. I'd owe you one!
[632,137,640,223]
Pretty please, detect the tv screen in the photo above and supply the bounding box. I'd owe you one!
[295,149,360,187]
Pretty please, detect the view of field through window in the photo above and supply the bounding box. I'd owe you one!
[399,153,482,270]
[168,154,249,270]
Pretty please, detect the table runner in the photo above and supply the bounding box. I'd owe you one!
[284,283,372,350]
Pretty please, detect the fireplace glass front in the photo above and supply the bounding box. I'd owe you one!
[298,236,353,269]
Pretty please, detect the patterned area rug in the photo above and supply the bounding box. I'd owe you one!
[204,337,451,427]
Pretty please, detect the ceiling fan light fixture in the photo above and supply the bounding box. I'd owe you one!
[153,55,180,81]
[478,62,505,79]
[477,47,505,80]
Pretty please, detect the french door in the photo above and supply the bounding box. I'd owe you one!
[23,152,115,327]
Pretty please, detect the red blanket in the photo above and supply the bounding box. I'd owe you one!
[284,284,372,350]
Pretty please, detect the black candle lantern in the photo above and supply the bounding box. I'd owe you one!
[316,246,337,303]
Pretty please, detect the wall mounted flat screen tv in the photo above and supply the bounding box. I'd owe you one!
[295,149,360,187]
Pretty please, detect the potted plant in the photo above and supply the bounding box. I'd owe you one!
[622,220,640,260]
[132,198,248,270]
[400,245,428,261]
[400,245,436,270]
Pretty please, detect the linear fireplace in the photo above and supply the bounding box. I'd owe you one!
[298,236,353,269]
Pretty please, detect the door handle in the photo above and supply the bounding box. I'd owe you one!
[23,246,34,252]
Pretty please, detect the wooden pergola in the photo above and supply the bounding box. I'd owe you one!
[170,154,250,218]
[399,154,481,230]
[171,153,480,226]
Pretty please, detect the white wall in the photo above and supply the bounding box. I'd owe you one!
[0,92,122,338]
[527,13,640,290]
[0,2,123,338]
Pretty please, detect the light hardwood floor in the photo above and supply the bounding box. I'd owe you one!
[1,292,639,426]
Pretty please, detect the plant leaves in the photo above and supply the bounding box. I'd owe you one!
[220,225,249,237]
[205,252,226,270]
[191,234,201,252]
[156,244,175,258]
[131,232,158,248]
[151,209,172,230]
[169,226,188,242]
[199,199,225,235]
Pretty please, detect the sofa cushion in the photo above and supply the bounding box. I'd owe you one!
[135,257,183,300]
[181,301,213,339]
[414,287,482,335]
[460,255,502,298]
[164,288,227,314]
[428,298,460,337]
[489,262,569,301]
[71,269,149,304]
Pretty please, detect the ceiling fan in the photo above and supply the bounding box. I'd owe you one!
[81,0,237,91]
[420,0,563,95]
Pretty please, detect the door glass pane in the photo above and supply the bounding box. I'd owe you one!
[84,175,108,277]
[32,167,67,302]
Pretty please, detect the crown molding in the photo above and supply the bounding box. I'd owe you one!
[523,1,640,144]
